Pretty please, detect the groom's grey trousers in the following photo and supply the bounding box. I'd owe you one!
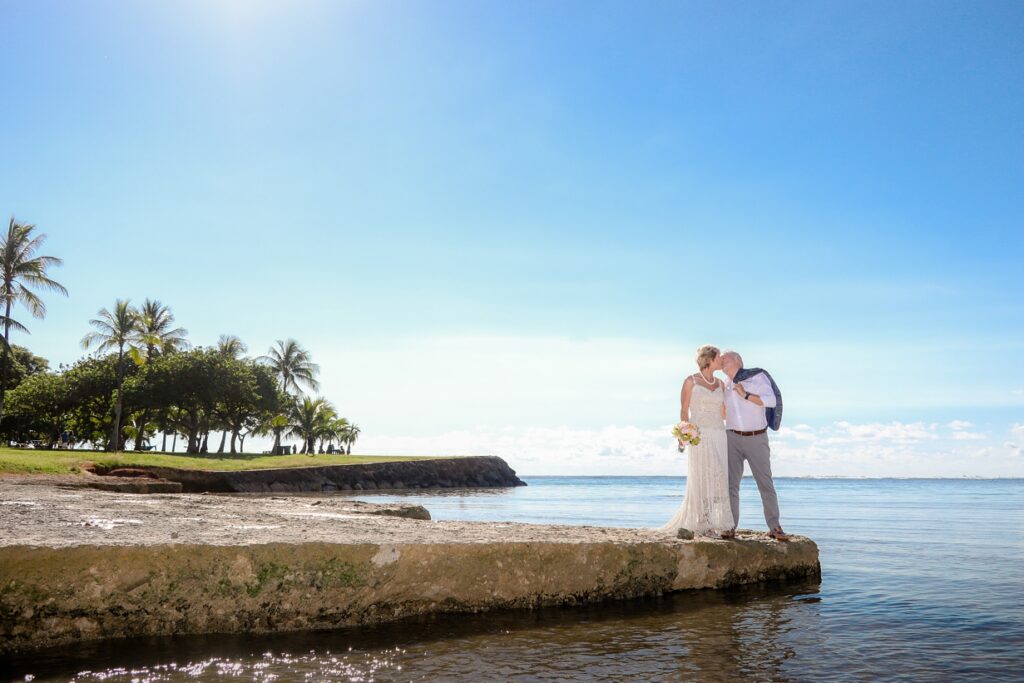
[727,431,781,531]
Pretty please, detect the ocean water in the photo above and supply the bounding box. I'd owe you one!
[6,478,1024,682]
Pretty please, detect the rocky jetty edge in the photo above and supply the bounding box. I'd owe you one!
[0,482,820,655]
[86,454,526,493]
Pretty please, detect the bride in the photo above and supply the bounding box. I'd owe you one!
[659,345,734,537]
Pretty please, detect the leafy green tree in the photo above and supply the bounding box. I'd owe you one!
[0,218,67,426]
[2,345,49,392]
[131,348,281,454]
[81,300,139,450]
[61,355,125,448]
[1,372,68,446]
[215,362,282,454]
[130,349,217,454]
[211,336,257,453]
[258,339,320,395]
[130,299,188,450]
[156,406,186,452]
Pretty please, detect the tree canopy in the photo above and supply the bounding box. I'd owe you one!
[1,328,358,456]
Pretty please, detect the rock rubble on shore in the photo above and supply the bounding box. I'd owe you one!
[88,455,526,494]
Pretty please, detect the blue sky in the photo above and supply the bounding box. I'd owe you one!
[1,1,1022,475]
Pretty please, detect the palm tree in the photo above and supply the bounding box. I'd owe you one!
[0,218,67,425]
[325,416,349,453]
[313,403,339,454]
[131,299,188,450]
[258,339,320,395]
[158,406,184,452]
[81,300,139,451]
[256,412,292,455]
[217,334,247,359]
[215,335,249,453]
[289,396,334,454]
[341,423,360,455]
[133,299,188,357]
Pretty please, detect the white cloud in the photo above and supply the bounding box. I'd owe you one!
[951,431,986,441]
[833,421,938,442]
[354,419,1024,477]
[1011,424,1024,438]
[1004,442,1021,456]
[360,424,684,476]
[776,424,818,442]
[946,420,986,441]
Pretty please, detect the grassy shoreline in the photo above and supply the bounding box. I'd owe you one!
[0,448,439,475]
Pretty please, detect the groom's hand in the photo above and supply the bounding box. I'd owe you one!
[732,384,747,399]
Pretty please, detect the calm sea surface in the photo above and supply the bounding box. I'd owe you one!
[6,478,1024,682]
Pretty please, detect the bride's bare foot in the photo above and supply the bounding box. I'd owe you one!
[720,529,736,540]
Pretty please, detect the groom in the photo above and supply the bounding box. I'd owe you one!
[719,351,789,541]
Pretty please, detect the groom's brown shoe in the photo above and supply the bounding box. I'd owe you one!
[768,527,790,542]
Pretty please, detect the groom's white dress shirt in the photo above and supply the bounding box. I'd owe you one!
[724,373,777,431]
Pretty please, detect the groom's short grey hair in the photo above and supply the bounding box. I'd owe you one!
[722,350,743,367]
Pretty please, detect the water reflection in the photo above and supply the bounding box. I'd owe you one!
[7,582,822,682]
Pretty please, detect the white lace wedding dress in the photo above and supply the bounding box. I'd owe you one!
[659,379,734,535]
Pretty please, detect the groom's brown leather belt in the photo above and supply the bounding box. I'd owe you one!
[729,428,767,436]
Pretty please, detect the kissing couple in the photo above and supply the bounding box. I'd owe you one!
[660,345,789,541]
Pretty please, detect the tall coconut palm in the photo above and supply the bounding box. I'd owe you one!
[258,339,320,395]
[133,299,188,358]
[217,334,247,359]
[81,300,139,451]
[289,396,335,454]
[0,218,67,425]
[131,299,188,450]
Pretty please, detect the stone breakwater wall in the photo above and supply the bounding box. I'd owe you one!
[0,537,819,655]
[95,456,526,493]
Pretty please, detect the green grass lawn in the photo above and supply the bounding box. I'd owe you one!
[0,448,442,475]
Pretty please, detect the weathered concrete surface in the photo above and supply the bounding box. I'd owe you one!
[0,483,819,655]
[90,455,526,493]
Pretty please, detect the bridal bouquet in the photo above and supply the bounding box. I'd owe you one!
[672,421,701,452]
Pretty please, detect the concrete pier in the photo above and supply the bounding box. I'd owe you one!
[0,482,820,654]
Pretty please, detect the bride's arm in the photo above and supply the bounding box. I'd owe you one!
[680,376,694,422]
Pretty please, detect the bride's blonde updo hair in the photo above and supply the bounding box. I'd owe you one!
[695,344,720,370]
